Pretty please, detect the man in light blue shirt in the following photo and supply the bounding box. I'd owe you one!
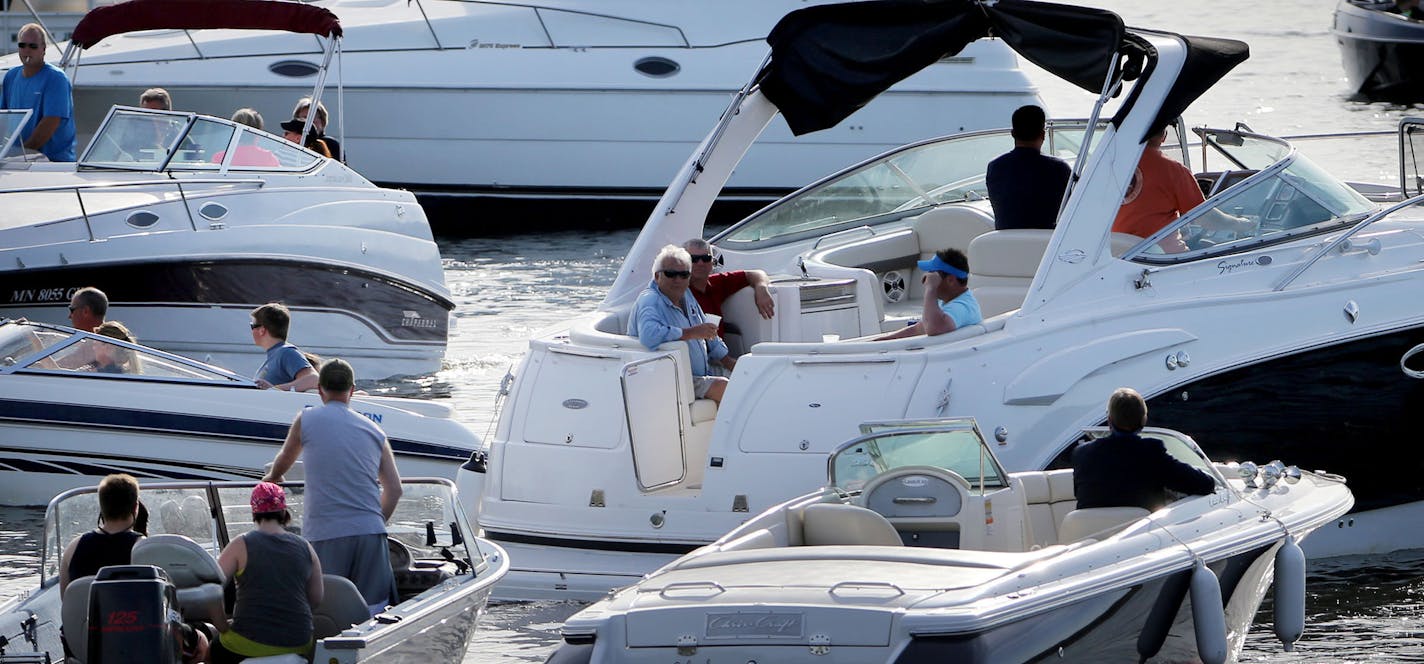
[628,244,734,404]
[877,248,983,341]
[2,24,76,161]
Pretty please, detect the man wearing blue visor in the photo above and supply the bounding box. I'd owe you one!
[876,248,982,340]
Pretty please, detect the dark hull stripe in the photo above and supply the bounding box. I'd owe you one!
[0,399,471,461]
[487,530,701,556]
[0,445,261,481]
[0,257,453,343]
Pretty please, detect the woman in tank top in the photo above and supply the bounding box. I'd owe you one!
[211,482,324,663]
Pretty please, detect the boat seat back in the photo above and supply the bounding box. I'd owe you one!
[314,574,371,639]
[1058,507,1150,544]
[61,575,96,662]
[801,503,903,547]
[593,310,630,336]
[1014,469,1077,548]
[969,231,1145,318]
[131,534,226,625]
[909,204,995,300]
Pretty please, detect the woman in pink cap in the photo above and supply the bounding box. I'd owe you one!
[212,482,324,663]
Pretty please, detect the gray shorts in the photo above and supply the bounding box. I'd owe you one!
[693,376,715,399]
[311,533,398,615]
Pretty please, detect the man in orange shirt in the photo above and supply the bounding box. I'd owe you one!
[1113,125,1249,252]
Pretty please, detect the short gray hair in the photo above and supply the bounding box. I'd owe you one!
[683,237,710,253]
[230,108,263,130]
[651,244,691,275]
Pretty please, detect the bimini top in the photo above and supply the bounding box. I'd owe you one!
[760,0,1248,141]
[68,0,342,50]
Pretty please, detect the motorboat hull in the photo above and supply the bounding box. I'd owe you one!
[66,82,1039,200]
[0,257,450,379]
[1333,0,1424,100]
[551,546,1277,663]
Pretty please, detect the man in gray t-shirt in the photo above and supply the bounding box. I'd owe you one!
[265,359,403,615]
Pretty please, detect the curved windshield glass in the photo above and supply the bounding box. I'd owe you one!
[720,121,1104,249]
[829,425,1007,493]
[1137,151,1374,260]
[722,131,1013,247]
[0,323,68,366]
[81,109,191,169]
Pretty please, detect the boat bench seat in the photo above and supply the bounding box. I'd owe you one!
[969,230,1143,318]
[1014,469,1077,549]
[800,502,903,547]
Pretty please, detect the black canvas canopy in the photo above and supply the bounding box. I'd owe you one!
[760,0,1248,139]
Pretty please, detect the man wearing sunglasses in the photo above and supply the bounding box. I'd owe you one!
[628,244,733,404]
[2,23,76,161]
[876,248,982,341]
[683,238,775,339]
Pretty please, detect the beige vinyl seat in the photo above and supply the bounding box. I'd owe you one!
[130,534,226,625]
[1057,506,1151,544]
[801,502,903,547]
[313,574,372,639]
[60,575,97,662]
[970,230,1145,317]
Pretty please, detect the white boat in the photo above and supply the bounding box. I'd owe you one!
[464,0,1424,599]
[548,419,1354,664]
[0,476,508,663]
[0,0,452,380]
[0,319,480,506]
[5,0,1042,201]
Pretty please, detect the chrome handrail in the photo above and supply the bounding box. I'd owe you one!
[1274,191,1424,291]
[0,177,265,195]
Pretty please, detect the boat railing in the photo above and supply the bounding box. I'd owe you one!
[1274,190,1424,291]
[1,177,265,239]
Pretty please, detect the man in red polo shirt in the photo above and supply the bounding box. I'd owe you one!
[683,239,775,339]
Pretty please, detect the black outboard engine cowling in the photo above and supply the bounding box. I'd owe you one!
[87,565,183,664]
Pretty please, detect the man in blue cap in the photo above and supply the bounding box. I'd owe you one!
[876,248,982,340]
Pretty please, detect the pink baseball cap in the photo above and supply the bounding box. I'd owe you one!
[250,482,286,513]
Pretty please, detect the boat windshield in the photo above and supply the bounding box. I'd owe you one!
[0,321,244,383]
[81,107,321,172]
[719,121,1101,249]
[0,109,32,159]
[41,479,490,587]
[1133,144,1375,261]
[1079,427,1221,481]
[829,419,1008,493]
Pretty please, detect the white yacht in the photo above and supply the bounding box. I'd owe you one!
[0,320,479,506]
[464,0,1424,599]
[0,1,452,379]
[0,477,508,663]
[10,0,1042,201]
[549,419,1354,664]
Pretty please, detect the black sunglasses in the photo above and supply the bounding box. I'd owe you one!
[689,253,715,263]
[249,322,262,329]
[67,304,78,312]
[661,269,692,279]
[17,42,41,49]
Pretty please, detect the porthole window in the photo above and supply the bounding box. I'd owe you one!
[126,210,159,228]
[633,56,680,78]
[268,60,321,78]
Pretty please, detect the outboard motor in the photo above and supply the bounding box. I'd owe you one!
[87,565,183,664]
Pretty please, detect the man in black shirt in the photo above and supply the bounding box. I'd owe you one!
[985,105,1072,230]
[1073,388,1217,511]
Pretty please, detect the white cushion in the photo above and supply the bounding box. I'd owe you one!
[1058,507,1150,544]
[912,205,995,258]
[801,503,903,547]
[1046,469,1076,503]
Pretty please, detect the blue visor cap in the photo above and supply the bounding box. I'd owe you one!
[917,255,968,279]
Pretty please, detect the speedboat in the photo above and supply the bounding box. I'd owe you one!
[1334,0,1424,101]
[11,0,1042,201]
[465,0,1424,599]
[548,419,1354,664]
[0,476,508,663]
[0,0,453,380]
[0,319,480,506]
